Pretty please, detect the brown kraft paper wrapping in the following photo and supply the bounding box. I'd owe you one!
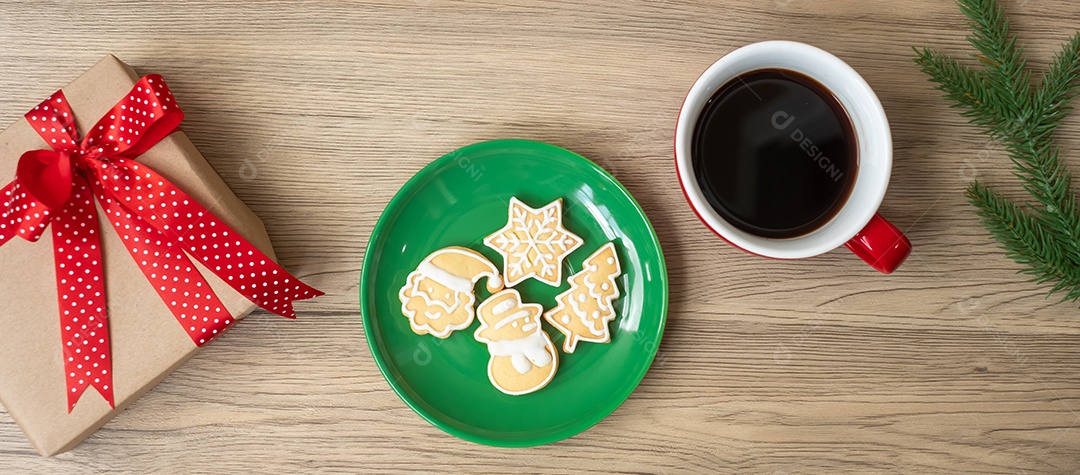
[0,55,276,456]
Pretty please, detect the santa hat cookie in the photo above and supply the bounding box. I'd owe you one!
[398,246,504,338]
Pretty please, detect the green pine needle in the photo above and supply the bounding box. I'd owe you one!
[966,181,1080,301]
[914,0,1080,303]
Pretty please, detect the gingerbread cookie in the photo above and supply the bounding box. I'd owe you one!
[474,289,559,395]
[544,242,622,352]
[399,246,504,339]
[484,197,583,287]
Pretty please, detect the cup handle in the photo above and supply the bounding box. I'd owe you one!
[843,213,911,274]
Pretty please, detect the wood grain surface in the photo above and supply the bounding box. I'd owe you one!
[1,0,1079,473]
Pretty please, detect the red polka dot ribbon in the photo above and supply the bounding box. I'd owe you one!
[0,75,323,412]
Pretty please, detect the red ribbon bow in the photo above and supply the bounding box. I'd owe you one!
[0,75,322,411]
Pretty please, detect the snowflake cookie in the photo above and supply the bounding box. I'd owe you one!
[484,197,583,287]
[544,242,622,353]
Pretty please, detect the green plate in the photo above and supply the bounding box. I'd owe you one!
[360,139,668,446]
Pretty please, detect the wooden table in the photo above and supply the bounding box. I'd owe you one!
[1,0,1078,472]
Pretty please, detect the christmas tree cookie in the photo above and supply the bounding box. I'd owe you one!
[544,242,622,353]
[474,289,559,395]
[484,197,583,287]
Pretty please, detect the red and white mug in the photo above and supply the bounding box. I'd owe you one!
[675,41,911,273]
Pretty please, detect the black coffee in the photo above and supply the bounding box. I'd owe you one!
[692,69,857,238]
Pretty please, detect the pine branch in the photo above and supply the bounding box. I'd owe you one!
[967,181,1080,300]
[1033,32,1080,140]
[915,0,1080,304]
[958,0,1031,112]
[912,47,1015,136]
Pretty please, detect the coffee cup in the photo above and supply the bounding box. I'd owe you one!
[675,41,911,273]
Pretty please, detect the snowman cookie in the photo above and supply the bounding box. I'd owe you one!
[544,242,622,352]
[484,197,583,287]
[474,289,559,395]
[399,247,504,339]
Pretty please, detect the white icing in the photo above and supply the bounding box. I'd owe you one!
[492,298,516,314]
[511,353,531,374]
[418,261,474,293]
[540,243,624,352]
[566,297,607,338]
[411,282,461,312]
[484,331,559,395]
[398,270,476,339]
[486,332,552,369]
[483,196,583,287]
[528,345,552,367]
[494,310,532,330]
[578,242,623,311]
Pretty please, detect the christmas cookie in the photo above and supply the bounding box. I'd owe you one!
[399,246,504,339]
[484,197,583,287]
[474,289,559,395]
[544,242,622,352]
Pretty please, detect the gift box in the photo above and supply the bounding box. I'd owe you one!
[0,55,320,456]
